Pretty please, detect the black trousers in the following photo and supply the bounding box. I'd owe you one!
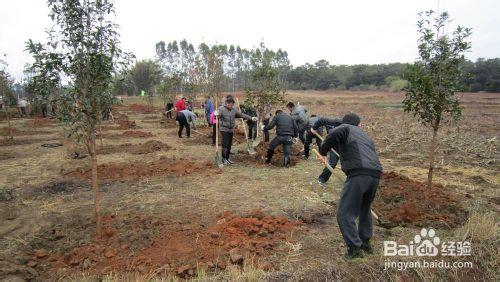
[212,124,216,145]
[268,135,293,157]
[304,129,323,158]
[337,175,379,248]
[298,123,307,144]
[166,103,173,119]
[246,120,257,140]
[176,112,190,137]
[221,131,233,159]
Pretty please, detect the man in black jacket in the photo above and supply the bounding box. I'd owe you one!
[311,116,343,184]
[262,110,298,167]
[318,113,382,259]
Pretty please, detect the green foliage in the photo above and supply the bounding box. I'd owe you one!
[403,10,471,128]
[155,39,291,102]
[26,0,132,145]
[385,75,408,92]
[128,60,162,96]
[0,56,17,107]
[245,43,286,117]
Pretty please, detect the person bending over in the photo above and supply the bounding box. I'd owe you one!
[176,109,197,138]
[262,110,298,168]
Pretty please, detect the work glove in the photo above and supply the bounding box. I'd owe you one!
[261,124,266,131]
[251,117,258,121]
[292,138,298,144]
[214,110,219,116]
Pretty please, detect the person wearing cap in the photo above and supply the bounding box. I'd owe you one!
[318,113,382,259]
[214,96,257,165]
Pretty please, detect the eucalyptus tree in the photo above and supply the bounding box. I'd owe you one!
[26,0,132,232]
[404,10,471,188]
[0,56,15,140]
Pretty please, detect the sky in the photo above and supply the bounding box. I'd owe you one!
[1,0,499,81]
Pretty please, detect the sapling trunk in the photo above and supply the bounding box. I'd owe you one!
[88,136,102,233]
[427,125,439,189]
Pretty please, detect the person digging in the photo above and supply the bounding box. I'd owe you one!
[310,116,343,186]
[287,102,308,144]
[176,109,197,138]
[262,110,298,168]
[214,96,257,165]
[316,113,382,259]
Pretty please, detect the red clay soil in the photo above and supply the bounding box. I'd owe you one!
[129,103,160,114]
[373,172,468,228]
[97,140,170,155]
[67,157,221,181]
[114,114,137,130]
[28,210,302,278]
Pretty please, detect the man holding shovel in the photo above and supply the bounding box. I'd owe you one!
[262,110,298,167]
[317,113,382,259]
[214,96,257,165]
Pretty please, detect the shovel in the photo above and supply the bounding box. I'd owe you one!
[236,98,256,155]
[214,96,223,168]
[311,148,394,229]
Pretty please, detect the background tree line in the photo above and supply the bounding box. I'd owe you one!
[112,40,291,104]
[112,55,500,98]
[287,58,500,92]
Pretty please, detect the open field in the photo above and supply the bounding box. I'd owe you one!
[0,90,498,280]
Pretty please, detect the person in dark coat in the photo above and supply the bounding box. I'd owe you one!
[262,110,298,167]
[318,113,382,259]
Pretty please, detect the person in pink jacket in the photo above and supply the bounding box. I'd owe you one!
[210,111,216,145]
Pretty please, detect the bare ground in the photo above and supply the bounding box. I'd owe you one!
[0,91,498,280]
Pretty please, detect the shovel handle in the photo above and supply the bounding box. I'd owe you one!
[312,130,340,158]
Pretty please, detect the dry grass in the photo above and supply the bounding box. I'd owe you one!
[0,91,498,281]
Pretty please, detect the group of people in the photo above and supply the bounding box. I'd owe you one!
[166,94,382,259]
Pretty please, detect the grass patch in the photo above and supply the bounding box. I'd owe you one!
[374,103,403,109]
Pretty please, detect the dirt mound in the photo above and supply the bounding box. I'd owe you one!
[129,103,159,114]
[67,158,221,182]
[114,114,137,130]
[27,210,301,278]
[121,130,153,138]
[97,140,170,155]
[373,172,468,228]
[27,118,55,128]
[0,127,52,136]
[0,138,49,147]
[233,141,303,167]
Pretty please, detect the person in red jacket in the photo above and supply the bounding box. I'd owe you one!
[175,97,187,111]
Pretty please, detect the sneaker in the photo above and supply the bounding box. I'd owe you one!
[344,246,364,260]
[227,158,235,164]
[361,239,373,254]
[222,159,230,166]
[317,180,327,187]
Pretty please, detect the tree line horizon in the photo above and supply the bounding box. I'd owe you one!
[110,39,500,99]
